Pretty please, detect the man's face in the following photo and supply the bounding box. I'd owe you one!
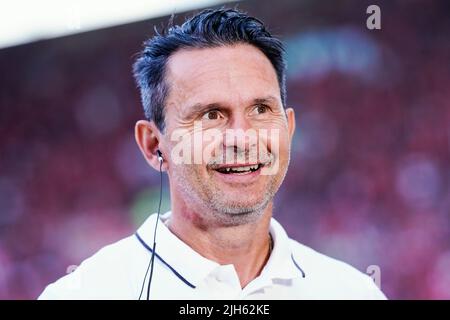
[162,44,295,225]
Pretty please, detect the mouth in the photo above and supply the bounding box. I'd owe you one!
[214,163,264,175]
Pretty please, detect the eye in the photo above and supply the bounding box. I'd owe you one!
[202,109,223,120]
[251,104,269,115]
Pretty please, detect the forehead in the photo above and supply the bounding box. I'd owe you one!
[165,44,281,111]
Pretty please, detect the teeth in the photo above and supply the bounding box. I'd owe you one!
[217,164,261,173]
[232,166,252,172]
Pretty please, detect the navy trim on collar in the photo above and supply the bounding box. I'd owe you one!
[135,232,196,289]
[136,231,305,286]
[291,253,306,278]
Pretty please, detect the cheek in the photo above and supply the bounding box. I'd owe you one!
[201,130,225,165]
[185,165,210,186]
[255,117,290,154]
[274,133,292,173]
[280,132,291,154]
[264,129,290,156]
[172,164,207,193]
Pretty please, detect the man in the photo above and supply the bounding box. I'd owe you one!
[39,8,386,299]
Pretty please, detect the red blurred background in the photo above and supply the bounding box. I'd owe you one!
[0,0,449,299]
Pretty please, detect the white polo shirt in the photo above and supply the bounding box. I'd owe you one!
[38,212,386,300]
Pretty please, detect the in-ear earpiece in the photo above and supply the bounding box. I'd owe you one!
[156,149,163,162]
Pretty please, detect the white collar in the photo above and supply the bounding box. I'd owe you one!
[135,211,305,288]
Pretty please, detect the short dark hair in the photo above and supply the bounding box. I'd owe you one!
[133,8,286,132]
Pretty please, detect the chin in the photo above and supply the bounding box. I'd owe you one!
[210,208,266,226]
[213,198,270,215]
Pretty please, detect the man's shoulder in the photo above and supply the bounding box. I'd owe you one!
[38,235,141,299]
[288,239,387,299]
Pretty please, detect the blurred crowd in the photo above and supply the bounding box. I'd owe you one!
[0,0,449,299]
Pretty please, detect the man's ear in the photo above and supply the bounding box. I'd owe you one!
[135,120,166,171]
[285,107,296,143]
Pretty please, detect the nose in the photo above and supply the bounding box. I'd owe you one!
[223,112,258,163]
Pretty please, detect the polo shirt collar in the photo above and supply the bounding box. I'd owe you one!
[135,211,305,288]
[263,217,306,280]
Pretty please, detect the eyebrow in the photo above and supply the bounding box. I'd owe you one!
[182,95,280,119]
[186,102,222,118]
[252,96,279,105]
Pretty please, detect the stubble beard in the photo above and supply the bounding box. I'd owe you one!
[173,159,289,227]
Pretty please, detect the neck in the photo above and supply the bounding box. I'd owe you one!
[167,200,273,288]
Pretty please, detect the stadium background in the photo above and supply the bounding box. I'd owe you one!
[0,0,449,299]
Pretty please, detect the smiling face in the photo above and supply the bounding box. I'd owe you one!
[161,44,295,226]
